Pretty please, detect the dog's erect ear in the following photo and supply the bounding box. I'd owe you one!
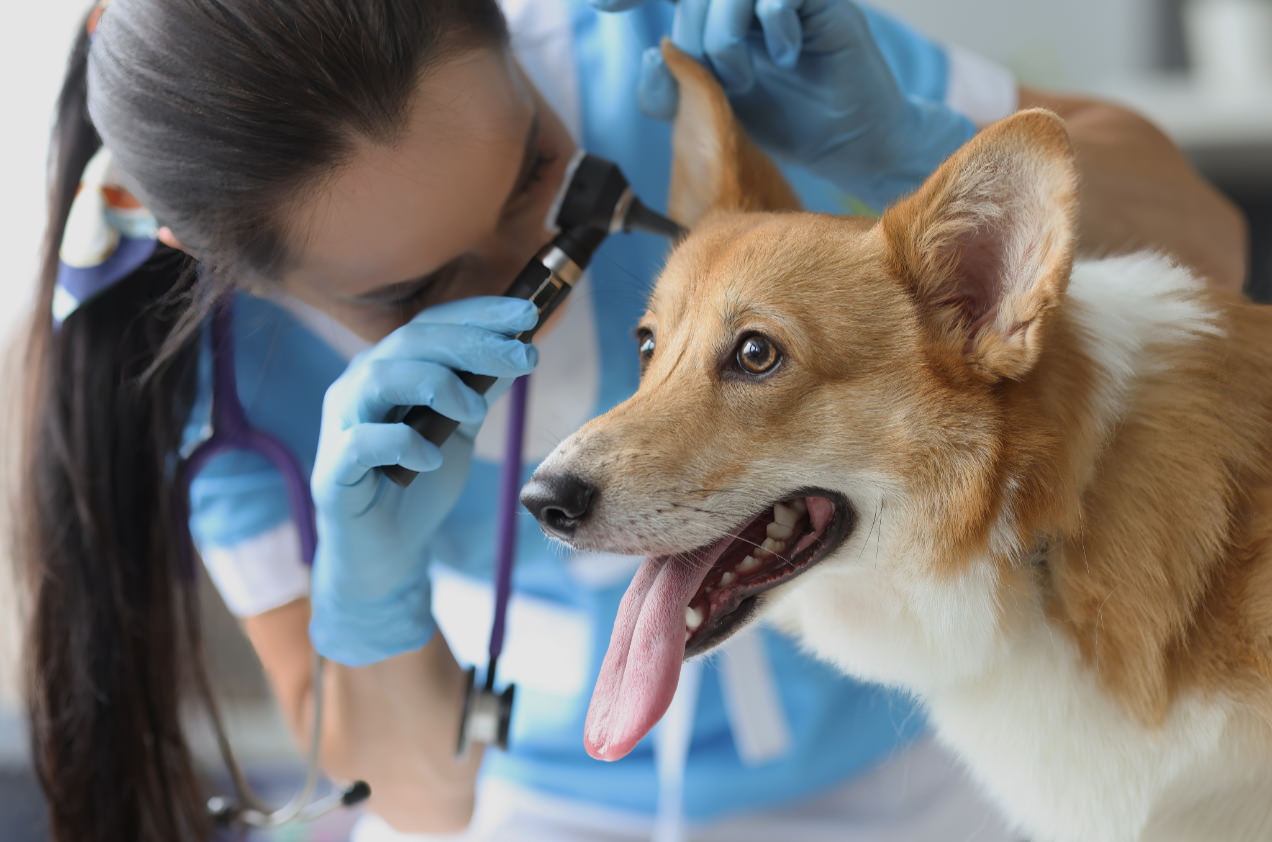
[881,109,1078,382]
[661,40,800,226]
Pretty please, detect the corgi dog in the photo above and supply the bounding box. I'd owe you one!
[520,43,1272,842]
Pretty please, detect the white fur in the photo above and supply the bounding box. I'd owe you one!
[1066,251,1222,436]
[769,253,1272,842]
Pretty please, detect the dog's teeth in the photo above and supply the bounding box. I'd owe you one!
[720,571,736,586]
[773,502,799,527]
[685,605,704,631]
[761,537,784,556]
[790,498,808,515]
[738,555,760,573]
[767,521,794,541]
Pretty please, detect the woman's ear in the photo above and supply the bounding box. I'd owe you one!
[661,40,801,227]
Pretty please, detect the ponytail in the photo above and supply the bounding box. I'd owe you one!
[18,14,211,841]
[19,1,513,838]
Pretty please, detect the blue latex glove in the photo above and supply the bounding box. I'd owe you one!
[592,0,975,205]
[308,297,539,666]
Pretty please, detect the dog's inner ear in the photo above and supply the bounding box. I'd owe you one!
[660,40,801,226]
[881,109,1079,382]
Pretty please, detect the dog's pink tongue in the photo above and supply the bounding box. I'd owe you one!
[585,549,718,761]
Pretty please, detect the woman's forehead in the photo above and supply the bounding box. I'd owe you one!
[283,47,533,299]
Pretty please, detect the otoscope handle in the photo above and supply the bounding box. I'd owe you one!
[381,232,598,488]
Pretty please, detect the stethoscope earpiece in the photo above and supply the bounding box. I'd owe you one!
[207,795,239,828]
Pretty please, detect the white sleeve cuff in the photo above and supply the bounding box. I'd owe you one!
[200,520,311,617]
[945,43,1019,127]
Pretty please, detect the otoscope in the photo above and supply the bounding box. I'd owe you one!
[375,152,682,757]
[380,150,684,488]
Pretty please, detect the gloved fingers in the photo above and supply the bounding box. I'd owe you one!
[368,322,539,379]
[588,0,661,9]
[702,0,758,91]
[400,295,539,333]
[756,0,804,68]
[670,0,711,61]
[342,359,492,427]
[637,46,680,121]
[325,423,443,490]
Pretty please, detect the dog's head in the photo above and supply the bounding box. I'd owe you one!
[522,42,1078,760]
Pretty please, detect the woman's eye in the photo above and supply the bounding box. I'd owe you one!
[517,151,557,199]
[637,329,655,369]
[735,333,781,375]
[385,283,434,311]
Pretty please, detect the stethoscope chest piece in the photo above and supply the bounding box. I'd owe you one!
[457,665,516,754]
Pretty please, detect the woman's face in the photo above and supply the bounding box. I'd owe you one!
[279,45,576,341]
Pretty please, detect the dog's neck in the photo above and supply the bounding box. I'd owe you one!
[988,250,1272,723]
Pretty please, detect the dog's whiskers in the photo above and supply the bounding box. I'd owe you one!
[712,529,801,572]
[856,501,883,568]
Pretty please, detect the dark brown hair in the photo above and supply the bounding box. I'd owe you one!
[19,2,506,840]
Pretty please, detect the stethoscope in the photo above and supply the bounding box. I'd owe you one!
[177,151,683,831]
[177,303,372,828]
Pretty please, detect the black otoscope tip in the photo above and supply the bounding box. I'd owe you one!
[623,198,687,241]
[554,153,687,242]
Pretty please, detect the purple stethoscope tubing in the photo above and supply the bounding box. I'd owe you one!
[178,302,359,828]
[490,374,529,673]
[179,302,524,616]
[179,300,525,826]
[177,303,316,573]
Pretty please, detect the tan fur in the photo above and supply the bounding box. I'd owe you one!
[663,41,800,223]
[657,39,1272,734]
[1038,303,1272,722]
[532,42,1272,837]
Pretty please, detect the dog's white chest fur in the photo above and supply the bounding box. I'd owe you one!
[776,541,1270,842]
[928,618,1238,842]
[769,254,1272,842]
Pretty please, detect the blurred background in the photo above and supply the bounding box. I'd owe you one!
[1,0,1269,839]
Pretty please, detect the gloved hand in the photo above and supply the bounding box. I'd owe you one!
[591,0,975,206]
[308,296,539,666]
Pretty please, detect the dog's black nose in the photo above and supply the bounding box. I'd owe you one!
[520,473,596,539]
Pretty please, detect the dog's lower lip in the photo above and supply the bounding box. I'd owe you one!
[682,490,854,658]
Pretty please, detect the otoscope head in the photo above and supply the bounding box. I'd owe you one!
[549,151,686,242]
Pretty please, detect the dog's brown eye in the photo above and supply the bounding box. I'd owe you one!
[736,333,780,375]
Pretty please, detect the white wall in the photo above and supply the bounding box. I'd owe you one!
[0,0,85,714]
[878,0,1162,87]
[2,2,84,334]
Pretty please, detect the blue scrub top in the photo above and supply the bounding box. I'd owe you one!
[186,0,964,823]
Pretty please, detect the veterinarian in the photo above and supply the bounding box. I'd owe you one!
[19,1,1246,841]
